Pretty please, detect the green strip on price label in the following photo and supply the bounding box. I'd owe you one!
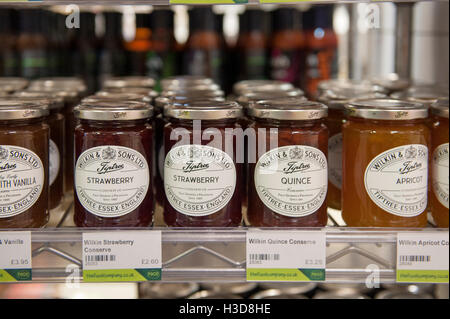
[170,0,248,4]
[247,268,325,282]
[0,269,32,282]
[397,270,449,283]
[83,268,161,282]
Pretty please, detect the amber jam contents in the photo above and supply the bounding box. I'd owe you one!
[0,101,49,228]
[430,98,449,227]
[163,101,243,227]
[73,102,154,227]
[342,99,430,227]
[246,100,329,227]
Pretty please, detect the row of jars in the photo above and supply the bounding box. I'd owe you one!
[0,76,448,229]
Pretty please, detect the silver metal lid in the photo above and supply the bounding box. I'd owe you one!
[375,290,433,299]
[345,98,428,120]
[12,91,64,110]
[165,83,221,92]
[103,76,156,89]
[0,100,49,120]
[161,88,224,98]
[164,100,243,120]
[318,89,387,110]
[201,283,257,295]
[26,87,81,103]
[161,76,214,90]
[188,290,242,300]
[102,86,158,99]
[90,91,152,104]
[155,95,225,111]
[250,289,308,299]
[248,99,328,120]
[318,79,387,96]
[29,77,87,93]
[139,283,199,299]
[237,89,306,107]
[431,97,449,118]
[233,80,294,95]
[74,101,153,121]
[0,77,29,92]
[371,74,411,93]
[259,282,317,295]
[391,84,449,105]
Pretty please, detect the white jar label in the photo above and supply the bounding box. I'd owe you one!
[254,145,328,217]
[164,145,236,217]
[49,139,60,187]
[364,144,428,217]
[328,133,342,190]
[432,143,449,209]
[75,146,150,218]
[0,145,44,218]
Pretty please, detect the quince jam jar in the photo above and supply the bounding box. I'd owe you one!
[246,100,329,227]
[0,101,49,228]
[73,102,154,227]
[430,98,449,228]
[342,99,430,227]
[163,101,244,227]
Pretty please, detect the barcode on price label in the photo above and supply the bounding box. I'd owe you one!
[397,231,449,283]
[249,254,280,262]
[85,255,117,263]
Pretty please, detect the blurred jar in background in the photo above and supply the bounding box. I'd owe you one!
[235,8,269,82]
[125,13,152,77]
[147,8,178,92]
[303,5,337,98]
[0,8,19,77]
[182,7,225,90]
[270,8,304,89]
[17,9,48,79]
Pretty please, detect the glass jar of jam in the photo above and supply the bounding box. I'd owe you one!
[73,102,154,227]
[342,99,430,227]
[318,88,387,211]
[430,98,449,228]
[0,100,49,228]
[163,101,243,227]
[246,99,329,227]
[11,92,66,210]
[102,76,156,90]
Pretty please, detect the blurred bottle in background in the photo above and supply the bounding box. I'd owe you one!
[74,11,100,93]
[303,5,338,98]
[0,8,18,76]
[147,8,178,92]
[125,13,152,76]
[183,7,225,89]
[235,8,269,82]
[17,9,48,79]
[98,11,127,84]
[269,7,305,89]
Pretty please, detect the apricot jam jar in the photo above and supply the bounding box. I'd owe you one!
[318,88,386,211]
[12,91,66,210]
[246,99,329,227]
[342,99,430,227]
[73,102,154,227]
[163,101,243,227]
[0,100,49,228]
[430,98,449,227]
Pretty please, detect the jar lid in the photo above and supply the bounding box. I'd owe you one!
[27,87,81,103]
[161,89,224,98]
[161,76,214,90]
[248,99,328,120]
[317,79,387,96]
[91,91,152,104]
[431,97,449,118]
[102,86,158,99]
[345,98,428,120]
[237,89,305,107]
[318,89,387,110]
[391,85,449,105]
[29,77,87,93]
[13,91,65,110]
[370,74,411,93]
[103,76,156,89]
[0,77,29,92]
[155,96,225,111]
[233,80,294,95]
[164,100,243,120]
[74,101,153,121]
[164,83,221,92]
[0,100,49,120]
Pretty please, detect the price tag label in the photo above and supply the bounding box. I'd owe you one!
[397,231,449,283]
[246,230,326,282]
[82,231,162,282]
[0,231,32,282]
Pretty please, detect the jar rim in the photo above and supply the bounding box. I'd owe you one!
[164,100,243,120]
[161,76,214,90]
[247,99,328,120]
[0,100,49,120]
[102,76,156,89]
[233,80,294,95]
[74,101,154,121]
[345,98,428,120]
